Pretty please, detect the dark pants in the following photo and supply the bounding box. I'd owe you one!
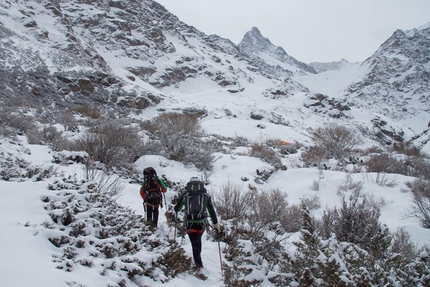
[187,222,206,267]
[144,197,161,227]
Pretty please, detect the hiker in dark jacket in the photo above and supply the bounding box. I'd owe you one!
[140,167,167,228]
[174,176,220,270]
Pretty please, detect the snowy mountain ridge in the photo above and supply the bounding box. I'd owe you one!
[343,26,430,126]
[0,1,429,152]
[237,26,317,76]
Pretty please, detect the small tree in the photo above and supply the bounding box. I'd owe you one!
[292,202,320,284]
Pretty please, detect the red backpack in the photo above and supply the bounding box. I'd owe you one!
[140,167,163,200]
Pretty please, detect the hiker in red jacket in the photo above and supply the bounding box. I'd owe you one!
[140,167,167,228]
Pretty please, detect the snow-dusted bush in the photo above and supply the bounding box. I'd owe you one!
[273,202,428,286]
[249,141,282,166]
[248,188,291,237]
[74,119,144,169]
[319,176,383,249]
[69,104,101,119]
[308,123,362,161]
[222,234,264,287]
[0,107,37,138]
[147,113,214,171]
[364,153,430,180]
[212,180,253,223]
[0,142,61,181]
[405,179,430,229]
[43,176,192,285]
[393,142,422,157]
[300,145,326,167]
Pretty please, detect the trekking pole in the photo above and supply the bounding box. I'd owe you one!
[215,226,223,276]
[174,213,177,241]
[163,193,167,210]
[209,224,223,277]
[217,235,223,277]
[181,219,186,245]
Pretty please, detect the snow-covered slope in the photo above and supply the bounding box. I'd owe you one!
[1,130,430,286]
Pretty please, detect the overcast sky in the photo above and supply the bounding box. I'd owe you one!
[155,0,430,63]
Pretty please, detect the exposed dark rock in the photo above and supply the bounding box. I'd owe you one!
[182,107,208,118]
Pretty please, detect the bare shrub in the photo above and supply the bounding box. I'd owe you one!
[250,141,282,166]
[364,153,430,179]
[404,179,430,228]
[302,194,321,210]
[310,179,320,191]
[28,125,69,151]
[310,123,362,160]
[282,195,321,234]
[74,119,144,169]
[364,153,406,174]
[212,180,253,222]
[69,105,101,119]
[283,204,302,233]
[405,157,430,180]
[392,142,421,157]
[288,156,302,169]
[148,113,214,170]
[248,188,291,236]
[83,162,127,197]
[374,173,398,187]
[0,108,38,139]
[56,109,80,132]
[391,227,416,262]
[300,145,326,167]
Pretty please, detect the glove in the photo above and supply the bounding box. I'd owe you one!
[213,223,220,233]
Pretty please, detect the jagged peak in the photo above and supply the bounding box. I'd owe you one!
[239,26,272,51]
[238,27,317,75]
[250,26,262,35]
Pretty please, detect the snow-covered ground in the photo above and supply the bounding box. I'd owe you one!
[1,126,429,286]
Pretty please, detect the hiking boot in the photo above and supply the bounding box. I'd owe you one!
[193,265,203,273]
[195,261,203,271]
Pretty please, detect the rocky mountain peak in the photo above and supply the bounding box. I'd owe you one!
[344,23,430,121]
[238,27,317,76]
[238,26,272,54]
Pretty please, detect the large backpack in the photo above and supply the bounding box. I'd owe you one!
[142,167,161,200]
[185,180,208,219]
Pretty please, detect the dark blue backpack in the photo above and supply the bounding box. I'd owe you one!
[185,181,208,219]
